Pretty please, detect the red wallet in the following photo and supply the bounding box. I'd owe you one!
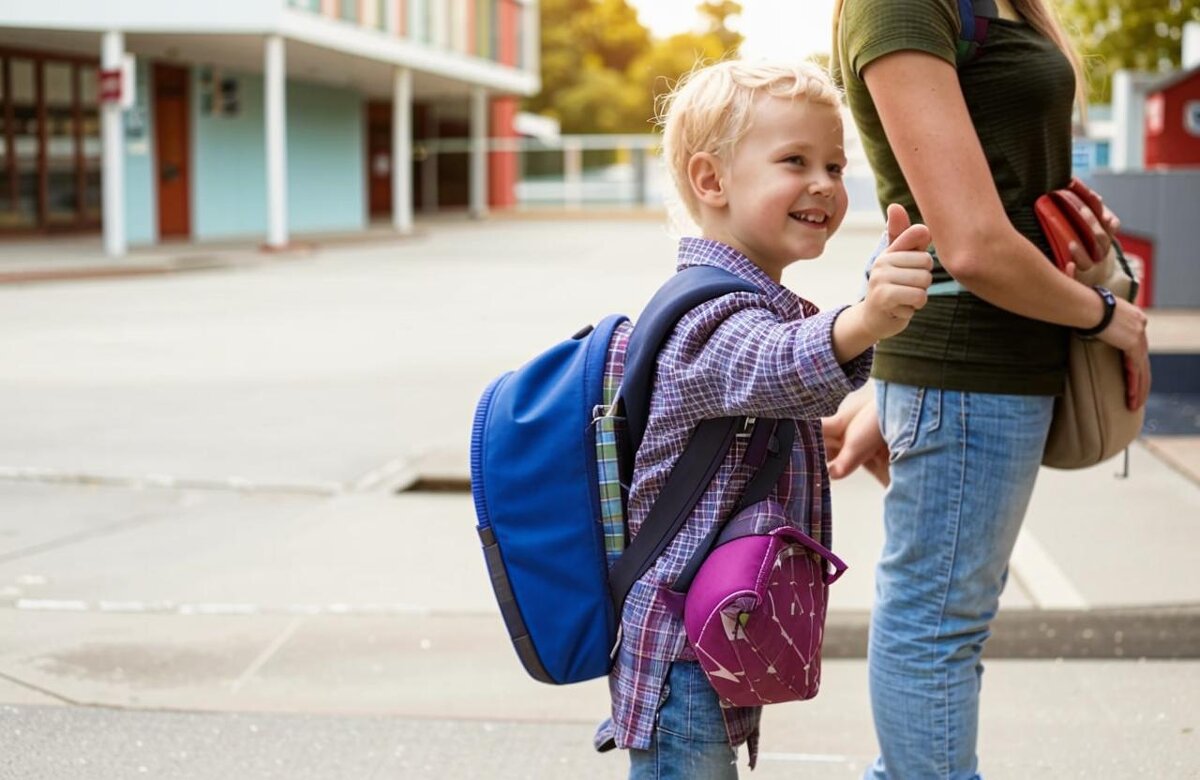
[1033,177,1110,273]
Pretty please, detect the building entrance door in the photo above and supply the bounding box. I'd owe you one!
[0,48,100,234]
[153,63,191,238]
[366,101,392,217]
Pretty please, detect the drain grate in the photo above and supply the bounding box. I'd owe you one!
[1143,393,1200,436]
[396,476,471,494]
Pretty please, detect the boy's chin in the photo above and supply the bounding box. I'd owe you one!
[788,243,828,262]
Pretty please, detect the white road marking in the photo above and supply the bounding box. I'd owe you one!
[15,599,88,611]
[230,616,305,693]
[1010,529,1088,610]
[0,465,343,496]
[11,599,433,617]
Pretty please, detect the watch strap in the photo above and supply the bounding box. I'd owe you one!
[1076,285,1116,339]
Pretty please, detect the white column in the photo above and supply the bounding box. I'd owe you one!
[469,86,488,219]
[1111,70,1142,173]
[520,0,539,75]
[265,35,288,248]
[392,67,413,234]
[101,31,125,258]
[1184,21,1200,69]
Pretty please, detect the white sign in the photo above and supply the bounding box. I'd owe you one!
[121,54,136,110]
[1186,100,1200,137]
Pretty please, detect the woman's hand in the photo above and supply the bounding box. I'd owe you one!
[1066,236,1150,412]
[1097,297,1151,411]
[822,387,891,486]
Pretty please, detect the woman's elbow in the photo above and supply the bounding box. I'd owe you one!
[938,225,1008,285]
[940,250,984,285]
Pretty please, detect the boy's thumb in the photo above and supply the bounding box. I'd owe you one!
[885,203,911,245]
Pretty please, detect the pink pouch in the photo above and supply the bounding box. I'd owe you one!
[682,523,846,707]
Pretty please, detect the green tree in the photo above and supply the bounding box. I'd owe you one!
[523,0,650,132]
[697,0,745,54]
[578,0,652,72]
[525,0,745,134]
[1061,0,1200,103]
[627,33,728,131]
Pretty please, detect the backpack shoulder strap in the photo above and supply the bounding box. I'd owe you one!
[606,265,762,622]
[620,265,759,457]
[955,0,993,66]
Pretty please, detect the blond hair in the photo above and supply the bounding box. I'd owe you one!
[831,0,1086,116]
[656,59,842,228]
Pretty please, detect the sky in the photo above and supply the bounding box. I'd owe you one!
[625,0,838,60]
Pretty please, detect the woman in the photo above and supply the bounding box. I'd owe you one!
[827,1,1150,778]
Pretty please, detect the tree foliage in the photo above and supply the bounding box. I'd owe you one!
[524,0,743,134]
[1060,0,1200,103]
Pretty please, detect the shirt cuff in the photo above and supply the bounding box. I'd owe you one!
[803,306,874,394]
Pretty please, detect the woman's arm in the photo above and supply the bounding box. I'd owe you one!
[863,50,1149,407]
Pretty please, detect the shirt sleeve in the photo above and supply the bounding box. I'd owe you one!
[660,294,873,422]
[842,0,960,79]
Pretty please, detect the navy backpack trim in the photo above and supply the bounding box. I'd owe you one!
[955,0,994,65]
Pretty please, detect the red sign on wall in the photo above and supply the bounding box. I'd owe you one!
[99,68,122,103]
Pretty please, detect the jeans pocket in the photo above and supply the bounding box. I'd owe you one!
[881,383,941,463]
[655,663,728,743]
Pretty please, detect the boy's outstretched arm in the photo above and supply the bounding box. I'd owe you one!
[831,204,933,364]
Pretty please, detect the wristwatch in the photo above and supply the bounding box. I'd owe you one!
[1076,285,1117,339]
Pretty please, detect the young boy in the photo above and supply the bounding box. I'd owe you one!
[594,60,933,778]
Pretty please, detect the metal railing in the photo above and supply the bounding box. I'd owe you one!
[420,134,884,212]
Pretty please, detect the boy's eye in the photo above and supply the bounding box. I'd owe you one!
[827,164,845,177]
[783,155,805,166]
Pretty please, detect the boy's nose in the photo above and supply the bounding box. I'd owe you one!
[809,175,835,196]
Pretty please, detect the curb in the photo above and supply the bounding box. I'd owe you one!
[822,606,1200,660]
[0,255,241,286]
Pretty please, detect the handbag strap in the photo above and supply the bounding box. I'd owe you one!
[667,419,797,595]
[608,416,744,618]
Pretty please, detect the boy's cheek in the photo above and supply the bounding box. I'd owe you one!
[828,196,850,236]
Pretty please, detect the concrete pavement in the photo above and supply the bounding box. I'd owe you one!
[0,217,1197,778]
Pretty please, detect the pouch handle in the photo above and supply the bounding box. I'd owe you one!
[769,526,848,585]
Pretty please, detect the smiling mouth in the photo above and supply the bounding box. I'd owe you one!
[789,211,828,226]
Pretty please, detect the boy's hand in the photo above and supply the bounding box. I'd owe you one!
[861,205,933,341]
[830,205,934,365]
[822,386,890,486]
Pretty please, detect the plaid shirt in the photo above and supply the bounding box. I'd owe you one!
[600,237,872,767]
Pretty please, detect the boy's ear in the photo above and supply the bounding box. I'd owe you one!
[687,152,727,209]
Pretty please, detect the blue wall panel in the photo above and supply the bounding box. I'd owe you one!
[192,69,268,240]
[124,59,157,246]
[287,81,365,234]
[191,70,363,240]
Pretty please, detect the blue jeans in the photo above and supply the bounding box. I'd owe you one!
[866,381,1053,780]
[629,661,738,780]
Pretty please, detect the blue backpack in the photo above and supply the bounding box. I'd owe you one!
[470,266,794,685]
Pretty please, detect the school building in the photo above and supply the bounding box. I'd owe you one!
[0,0,538,255]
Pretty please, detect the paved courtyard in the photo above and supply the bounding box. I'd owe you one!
[0,218,1196,778]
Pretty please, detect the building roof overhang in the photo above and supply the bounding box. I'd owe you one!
[0,3,538,100]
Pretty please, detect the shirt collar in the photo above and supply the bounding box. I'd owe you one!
[675,236,814,319]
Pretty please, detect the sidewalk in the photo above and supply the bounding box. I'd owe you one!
[0,222,427,284]
[0,217,1196,777]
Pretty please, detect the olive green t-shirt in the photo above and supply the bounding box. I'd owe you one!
[834,0,1076,395]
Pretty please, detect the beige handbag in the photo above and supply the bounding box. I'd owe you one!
[1035,179,1145,469]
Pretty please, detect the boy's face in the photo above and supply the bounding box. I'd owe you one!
[708,96,848,279]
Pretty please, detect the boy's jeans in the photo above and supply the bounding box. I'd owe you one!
[629,661,738,780]
[867,381,1053,780]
